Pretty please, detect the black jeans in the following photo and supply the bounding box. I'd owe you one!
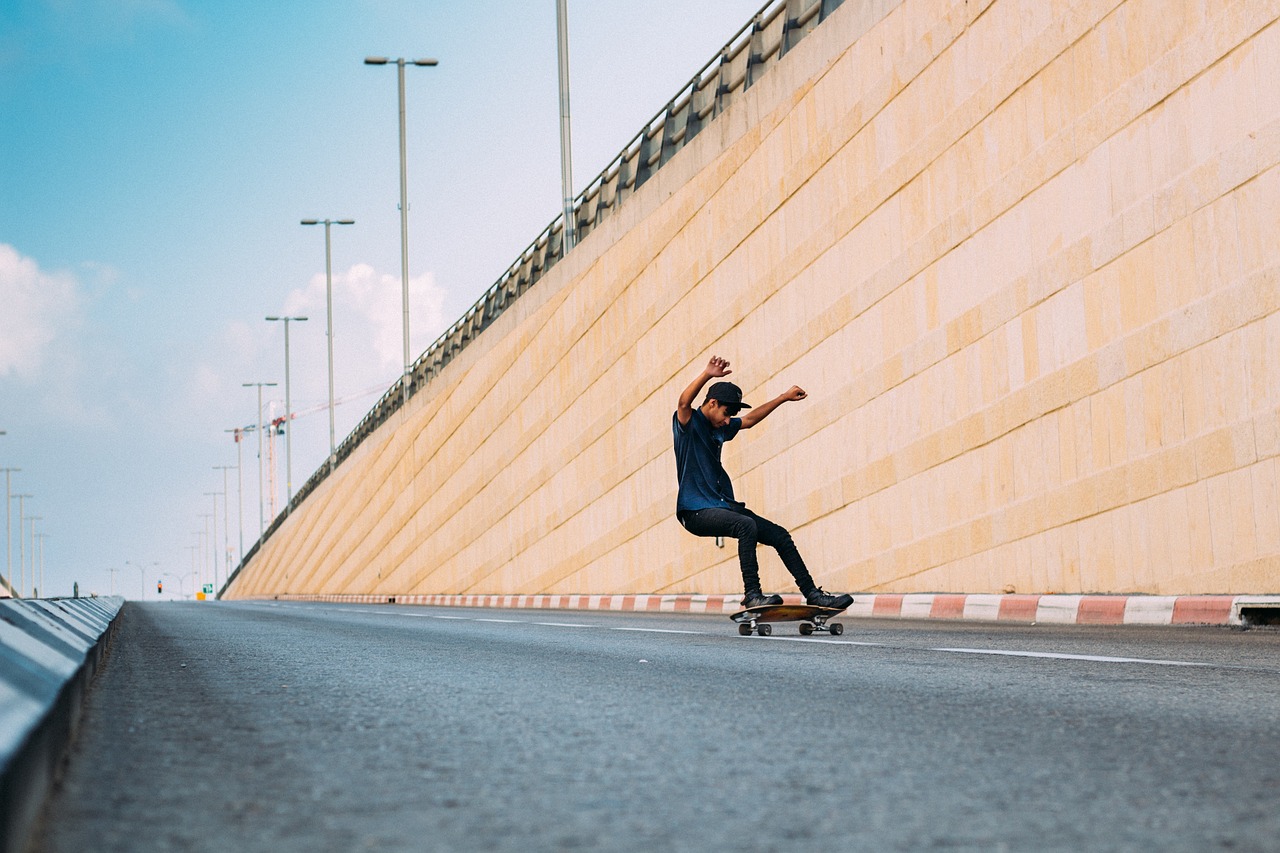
[678,507,815,595]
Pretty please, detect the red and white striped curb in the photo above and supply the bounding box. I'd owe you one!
[255,592,1280,626]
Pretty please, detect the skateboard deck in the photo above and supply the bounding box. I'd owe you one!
[729,602,847,636]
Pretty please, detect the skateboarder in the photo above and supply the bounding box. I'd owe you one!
[674,355,853,610]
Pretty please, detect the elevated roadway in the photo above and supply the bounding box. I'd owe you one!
[30,602,1280,851]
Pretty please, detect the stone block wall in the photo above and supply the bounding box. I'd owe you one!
[228,0,1280,599]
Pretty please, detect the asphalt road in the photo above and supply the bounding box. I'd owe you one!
[27,601,1280,851]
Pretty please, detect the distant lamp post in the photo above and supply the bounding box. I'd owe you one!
[213,464,235,584]
[364,55,438,405]
[203,494,222,589]
[222,432,245,565]
[300,219,354,472]
[34,531,46,598]
[2,468,19,597]
[26,516,40,598]
[14,494,31,598]
[265,316,308,507]
[243,382,278,539]
[125,559,146,601]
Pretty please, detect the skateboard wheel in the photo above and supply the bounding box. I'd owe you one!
[829,622,844,636]
[757,624,772,637]
[738,623,752,636]
[799,623,814,635]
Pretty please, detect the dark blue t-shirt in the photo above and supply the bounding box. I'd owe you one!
[673,408,743,513]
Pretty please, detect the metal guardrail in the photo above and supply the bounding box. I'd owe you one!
[223,0,845,595]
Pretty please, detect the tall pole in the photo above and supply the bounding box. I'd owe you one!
[27,517,40,597]
[243,383,277,539]
[396,57,411,405]
[225,431,245,565]
[266,317,307,507]
[2,469,18,595]
[14,494,30,598]
[365,56,437,406]
[126,560,145,601]
[214,465,233,583]
[204,494,221,589]
[556,0,576,253]
[35,532,45,598]
[301,219,353,473]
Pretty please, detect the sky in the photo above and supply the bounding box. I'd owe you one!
[0,0,769,600]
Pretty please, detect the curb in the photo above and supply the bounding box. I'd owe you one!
[259,592,1280,626]
[0,596,124,853]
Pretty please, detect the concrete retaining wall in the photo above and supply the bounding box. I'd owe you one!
[228,0,1280,601]
[0,597,123,853]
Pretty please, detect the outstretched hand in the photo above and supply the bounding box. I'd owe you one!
[784,385,807,401]
[706,356,733,378]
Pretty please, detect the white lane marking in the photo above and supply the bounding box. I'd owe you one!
[766,636,885,646]
[932,647,1214,668]
[246,603,1225,668]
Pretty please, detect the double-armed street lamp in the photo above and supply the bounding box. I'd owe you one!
[300,219,354,472]
[364,55,438,405]
[242,382,278,539]
[265,316,308,507]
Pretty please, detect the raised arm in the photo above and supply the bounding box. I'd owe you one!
[739,385,807,429]
[677,356,732,426]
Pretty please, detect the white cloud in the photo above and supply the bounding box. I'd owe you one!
[0,244,83,379]
[282,262,447,388]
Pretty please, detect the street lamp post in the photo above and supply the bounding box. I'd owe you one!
[365,55,438,405]
[183,547,198,598]
[203,494,221,589]
[213,464,234,584]
[243,382,278,540]
[126,560,146,601]
[300,218,354,473]
[14,494,31,598]
[27,517,40,598]
[265,316,308,507]
[223,432,245,566]
[555,0,576,253]
[2,468,18,596]
[35,532,46,598]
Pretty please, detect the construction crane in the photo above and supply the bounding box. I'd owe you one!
[232,381,391,522]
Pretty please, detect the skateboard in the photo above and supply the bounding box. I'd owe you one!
[729,603,847,636]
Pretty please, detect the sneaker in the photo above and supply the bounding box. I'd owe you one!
[805,587,853,609]
[741,591,783,608]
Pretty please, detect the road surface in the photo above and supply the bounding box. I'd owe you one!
[29,601,1280,851]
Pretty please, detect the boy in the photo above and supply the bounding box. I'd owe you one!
[673,355,853,610]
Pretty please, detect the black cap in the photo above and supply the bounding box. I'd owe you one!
[706,381,751,410]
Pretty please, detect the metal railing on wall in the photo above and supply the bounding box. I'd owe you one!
[223,0,845,594]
